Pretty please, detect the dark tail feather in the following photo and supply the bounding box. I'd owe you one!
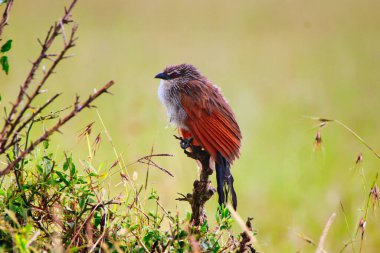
[215,157,225,206]
[215,153,238,210]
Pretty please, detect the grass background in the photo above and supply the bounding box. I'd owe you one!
[1,0,380,251]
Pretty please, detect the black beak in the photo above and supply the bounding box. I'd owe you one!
[154,72,170,80]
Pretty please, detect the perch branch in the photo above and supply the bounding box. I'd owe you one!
[175,136,215,226]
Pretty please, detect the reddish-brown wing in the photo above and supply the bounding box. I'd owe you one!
[179,79,241,163]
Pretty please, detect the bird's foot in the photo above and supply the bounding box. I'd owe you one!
[176,192,193,203]
[173,135,210,165]
[174,135,194,150]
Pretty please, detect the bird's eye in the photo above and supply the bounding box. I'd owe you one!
[167,71,180,79]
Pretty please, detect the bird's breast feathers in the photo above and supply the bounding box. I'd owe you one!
[158,80,188,129]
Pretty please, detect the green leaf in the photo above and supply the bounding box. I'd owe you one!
[70,162,76,176]
[79,196,87,209]
[55,171,70,186]
[148,189,159,200]
[129,224,139,231]
[200,220,208,233]
[1,39,12,53]
[94,212,101,227]
[8,148,14,160]
[63,158,69,171]
[36,164,43,174]
[0,56,9,74]
[43,140,49,149]
[177,230,187,239]
[63,156,75,173]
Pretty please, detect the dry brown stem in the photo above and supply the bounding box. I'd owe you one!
[237,217,256,253]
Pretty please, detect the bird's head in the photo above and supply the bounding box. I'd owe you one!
[155,64,202,83]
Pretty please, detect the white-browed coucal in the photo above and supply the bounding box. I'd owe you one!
[155,64,242,210]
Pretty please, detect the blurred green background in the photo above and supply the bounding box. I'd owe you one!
[1,0,380,251]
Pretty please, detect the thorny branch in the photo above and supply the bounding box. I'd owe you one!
[4,24,79,150]
[0,0,13,38]
[0,0,115,177]
[0,0,78,154]
[0,80,114,177]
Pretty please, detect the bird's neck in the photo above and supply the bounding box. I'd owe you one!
[158,80,188,129]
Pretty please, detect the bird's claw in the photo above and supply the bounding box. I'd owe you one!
[173,135,209,162]
[176,192,193,203]
[181,137,194,149]
[174,135,194,150]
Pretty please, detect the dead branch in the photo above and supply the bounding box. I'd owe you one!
[0,25,78,153]
[137,154,174,177]
[0,0,13,39]
[6,25,78,142]
[237,218,256,253]
[125,153,175,178]
[0,80,115,177]
[0,93,62,153]
[0,0,78,153]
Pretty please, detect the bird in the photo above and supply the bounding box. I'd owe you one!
[155,63,242,210]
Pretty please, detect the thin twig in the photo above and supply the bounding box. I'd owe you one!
[0,0,13,38]
[339,202,355,253]
[1,93,62,153]
[137,158,174,177]
[26,230,41,248]
[0,80,115,177]
[316,212,336,253]
[2,25,78,151]
[114,153,174,178]
[96,109,138,194]
[67,202,101,250]
[0,0,78,152]
[305,116,380,159]
[144,146,154,190]
[357,173,378,253]
[298,233,318,247]
[227,204,262,252]
[130,230,150,253]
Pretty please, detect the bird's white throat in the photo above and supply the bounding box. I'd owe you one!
[157,80,188,129]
